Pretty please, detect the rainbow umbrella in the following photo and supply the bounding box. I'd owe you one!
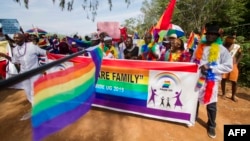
[166,24,185,37]
[158,30,167,42]
[26,28,48,35]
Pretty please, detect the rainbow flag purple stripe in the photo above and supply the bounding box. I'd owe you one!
[32,47,102,141]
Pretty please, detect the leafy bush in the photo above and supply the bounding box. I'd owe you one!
[238,42,250,87]
[236,36,245,43]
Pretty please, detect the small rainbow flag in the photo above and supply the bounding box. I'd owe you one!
[32,47,103,141]
[187,31,200,50]
[200,26,206,42]
[162,81,171,88]
[196,76,206,89]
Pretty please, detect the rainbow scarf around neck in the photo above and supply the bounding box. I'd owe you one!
[194,37,222,104]
[141,42,157,60]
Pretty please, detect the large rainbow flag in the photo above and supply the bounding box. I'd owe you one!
[32,47,103,141]
[150,0,176,42]
[154,0,176,30]
[94,59,199,126]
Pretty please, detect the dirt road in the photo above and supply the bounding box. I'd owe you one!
[0,85,249,141]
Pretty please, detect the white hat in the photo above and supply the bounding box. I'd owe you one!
[91,32,99,40]
[104,36,112,41]
[168,33,177,38]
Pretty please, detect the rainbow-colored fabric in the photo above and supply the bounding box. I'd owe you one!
[32,47,103,141]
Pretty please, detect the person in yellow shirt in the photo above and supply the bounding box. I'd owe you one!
[103,36,118,59]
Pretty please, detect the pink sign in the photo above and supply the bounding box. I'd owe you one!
[97,21,120,40]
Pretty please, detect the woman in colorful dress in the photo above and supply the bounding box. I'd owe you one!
[162,37,191,62]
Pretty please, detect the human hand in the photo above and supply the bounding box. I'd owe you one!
[200,64,209,75]
[148,47,153,53]
[127,53,132,57]
[0,52,11,61]
[137,55,142,60]
[0,52,6,57]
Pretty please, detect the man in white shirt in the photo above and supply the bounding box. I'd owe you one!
[0,33,48,120]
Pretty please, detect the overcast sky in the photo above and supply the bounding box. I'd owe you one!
[1,0,143,36]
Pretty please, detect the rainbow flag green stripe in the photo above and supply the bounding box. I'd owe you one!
[33,68,94,115]
[96,79,148,100]
[32,46,103,141]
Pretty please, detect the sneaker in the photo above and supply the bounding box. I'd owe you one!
[20,112,31,121]
[207,127,216,138]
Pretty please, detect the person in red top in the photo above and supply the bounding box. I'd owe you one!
[58,38,70,55]
[69,42,79,54]
[0,24,6,79]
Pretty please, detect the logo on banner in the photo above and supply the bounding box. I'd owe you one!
[147,71,183,110]
[156,72,181,92]
[162,81,171,89]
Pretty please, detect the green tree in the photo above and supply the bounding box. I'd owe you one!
[123,0,171,37]
[122,15,145,37]
[124,0,247,36]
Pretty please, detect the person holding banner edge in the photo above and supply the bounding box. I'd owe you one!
[191,22,233,138]
[0,32,48,120]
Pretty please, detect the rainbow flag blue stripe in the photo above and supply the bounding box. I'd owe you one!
[32,47,102,141]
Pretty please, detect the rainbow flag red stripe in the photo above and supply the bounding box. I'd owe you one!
[32,47,103,141]
[155,0,176,30]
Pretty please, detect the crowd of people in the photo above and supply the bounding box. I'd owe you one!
[0,21,243,139]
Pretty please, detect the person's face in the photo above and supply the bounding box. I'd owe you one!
[53,34,58,38]
[29,35,37,42]
[104,40,112,48]
[169,37,177,47]
[100,34,107,42]
[172,39,181,51]
[206,33,218,44]
[91,40,99,46]
[162,37,170,47]
[162,42,170,48]
[13,33,25,46]
[125,38,133,48]
[224,42,232,48]
[144,34,152,44]
[99,33,108,42]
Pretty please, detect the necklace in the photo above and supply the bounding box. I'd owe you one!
[17,43,27,57]
[194,37,222,104]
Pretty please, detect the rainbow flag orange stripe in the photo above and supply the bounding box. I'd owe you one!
[187,32,200,50]
[32,47,103,141]
[155,0,176,30]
